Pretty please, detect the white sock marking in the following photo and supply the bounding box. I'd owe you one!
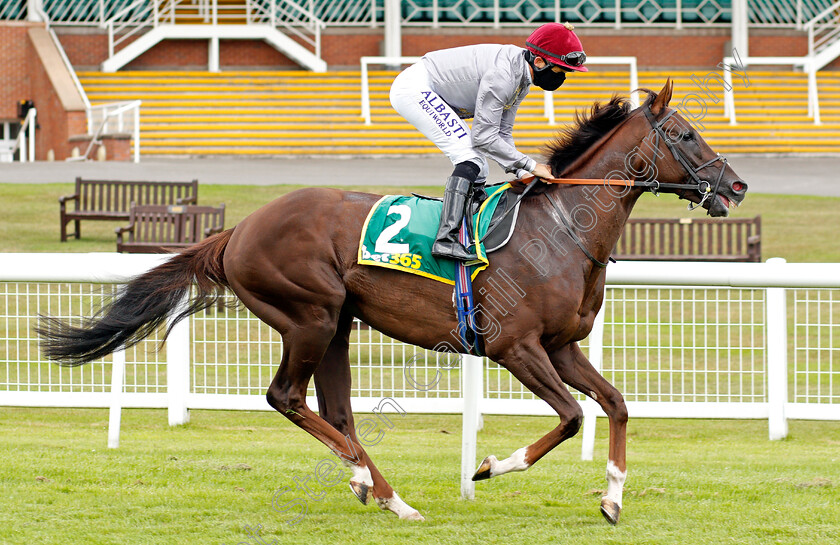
[491,447,530,477]
[605,460,627,508]
[376,491,424,520]
[349,464,373,488]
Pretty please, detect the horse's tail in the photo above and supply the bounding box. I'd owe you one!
[38,228,235,367]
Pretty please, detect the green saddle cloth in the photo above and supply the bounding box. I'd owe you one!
[358,183,510,285]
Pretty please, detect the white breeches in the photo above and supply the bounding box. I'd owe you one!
[389,63,489,184]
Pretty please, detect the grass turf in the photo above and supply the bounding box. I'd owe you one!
[1,183,838,261]
[0,408,837,544]
[1,182,838,543]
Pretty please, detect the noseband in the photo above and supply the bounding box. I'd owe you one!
[639,106,729,213]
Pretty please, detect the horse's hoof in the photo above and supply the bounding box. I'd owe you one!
[600,498,621,525]
[401,510,425,522]
[349,481,370,505]
[472,455,496,481]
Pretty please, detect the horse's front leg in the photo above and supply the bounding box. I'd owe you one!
[473,337,583,480]
[548,342,628,524]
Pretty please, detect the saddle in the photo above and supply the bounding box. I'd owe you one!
[412,182,524,255]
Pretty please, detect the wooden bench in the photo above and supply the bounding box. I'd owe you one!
[59,177,198,242]
[115,204,225,254]
[613,216,761,262]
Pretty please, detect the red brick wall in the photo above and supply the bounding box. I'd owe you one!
[27,39,88,160]
[0,24,32,119]
[57,26,838,71]
[58,32,109,69]
[219,40,296,68]
[0,23,90,159]
[751,34,809,57]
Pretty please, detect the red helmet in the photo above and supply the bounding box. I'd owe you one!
[525,23,588,72]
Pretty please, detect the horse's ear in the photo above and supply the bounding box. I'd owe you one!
[651,78,674,114]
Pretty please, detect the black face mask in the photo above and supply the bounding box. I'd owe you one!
[524,51,567,91]
[532,64,566,91]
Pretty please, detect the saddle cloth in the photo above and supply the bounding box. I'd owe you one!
[358,182,522,284]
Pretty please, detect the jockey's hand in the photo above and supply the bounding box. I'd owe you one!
[530,163,554,180]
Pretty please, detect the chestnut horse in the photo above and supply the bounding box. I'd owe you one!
[39,81,747,525]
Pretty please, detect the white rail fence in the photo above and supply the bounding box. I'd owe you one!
[8,107,37,163]
[722,55,822,125]
[1,254,839,495]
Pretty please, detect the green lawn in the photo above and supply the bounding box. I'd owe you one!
[1,183,838,261]
[1,183,838,543]
[0,408,837,545]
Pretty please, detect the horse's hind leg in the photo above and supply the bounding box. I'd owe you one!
[473,337,584,481]
[548,342,628,525]
[313,311,423,520]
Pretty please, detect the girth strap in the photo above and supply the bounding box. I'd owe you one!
[544,192,609,269]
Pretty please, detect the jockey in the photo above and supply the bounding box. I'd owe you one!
[389,22,588,261]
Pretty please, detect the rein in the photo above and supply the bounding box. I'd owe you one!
[518,106,729,204]
[514,105,731,268]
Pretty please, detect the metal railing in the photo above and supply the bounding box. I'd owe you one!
[68,100,141,162]
[3,1,837,29]
[722,55,821,125]
[360,56,421,125]
[748,0,835,27]
[250,0,323,59]
[806,0,840,55]
[100,1,323,60]
[0,0,26,20]
[9,108,37,162]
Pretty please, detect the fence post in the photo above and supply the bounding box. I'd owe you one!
[27,109,36,161]
[723,58,736,124]
[107,346,126,448]
[581,304,606,460]
[807,65,821,126]
[543,90,555,126]
[167,295,191,426]
[461,354,482,499]
[133,105,140,163]
[360,58,371,125]
[766,257,788,440]
[629,59,639,107]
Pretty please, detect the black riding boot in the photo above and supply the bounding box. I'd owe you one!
[470,181,487,216]
[432,175,477,261]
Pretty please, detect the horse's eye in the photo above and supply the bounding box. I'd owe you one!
[683,132,695,141]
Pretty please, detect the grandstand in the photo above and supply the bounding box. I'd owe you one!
[77,69,840,156]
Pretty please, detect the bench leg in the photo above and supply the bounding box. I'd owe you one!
[60,219,81,242]
[74,220,81,239]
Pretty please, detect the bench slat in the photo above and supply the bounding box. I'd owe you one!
[59,178,199,242]
[614,216,761,263]
[116,203,225,254]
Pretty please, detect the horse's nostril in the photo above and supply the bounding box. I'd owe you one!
[732,181,746,192]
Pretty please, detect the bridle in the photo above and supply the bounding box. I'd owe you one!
[639,106,729,212]
[518,105,732,268]
[520,105,731,212]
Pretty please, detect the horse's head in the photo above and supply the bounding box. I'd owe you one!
[633,80,748,217]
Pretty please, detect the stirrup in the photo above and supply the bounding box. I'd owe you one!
[431,241,477,262]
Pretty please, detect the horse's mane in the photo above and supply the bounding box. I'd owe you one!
[511,90,657,194]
